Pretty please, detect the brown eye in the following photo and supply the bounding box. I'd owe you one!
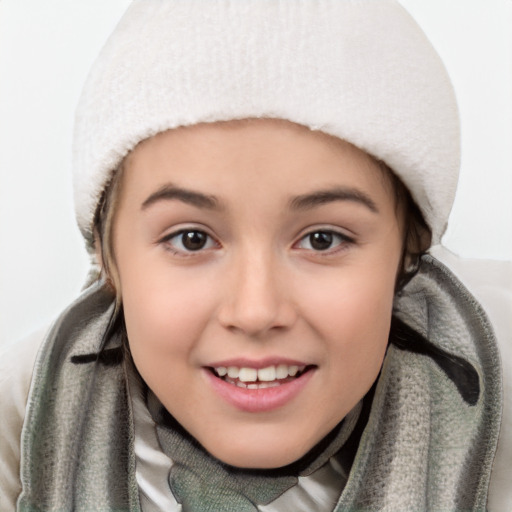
[164,229,217,253]
[296,230,352,252]
[309,231,334,251]
[181,230,208,250]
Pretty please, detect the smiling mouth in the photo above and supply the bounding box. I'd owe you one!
[209,364,314,389]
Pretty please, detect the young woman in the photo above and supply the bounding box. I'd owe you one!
[1,1,508,510]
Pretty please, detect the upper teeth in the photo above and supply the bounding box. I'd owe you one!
[215,364,304,382]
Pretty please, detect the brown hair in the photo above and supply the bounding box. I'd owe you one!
[93,161,126,311]
[383,163,432,290]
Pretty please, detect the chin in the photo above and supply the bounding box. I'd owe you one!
[202,432,311,470]
[213,449,301,470]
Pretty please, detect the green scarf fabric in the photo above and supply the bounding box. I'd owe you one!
[17,288,140,511]
[146,387,362,511]
[17,256,502,511]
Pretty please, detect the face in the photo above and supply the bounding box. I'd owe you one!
[112,119,404,468]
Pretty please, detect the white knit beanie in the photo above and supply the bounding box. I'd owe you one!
[73,0,460,248]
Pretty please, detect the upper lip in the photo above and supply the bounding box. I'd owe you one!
[205,357,312,369]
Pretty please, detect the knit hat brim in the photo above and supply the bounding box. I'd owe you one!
[73,0,460,248]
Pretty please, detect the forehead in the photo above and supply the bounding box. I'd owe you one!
[122,119,394,196]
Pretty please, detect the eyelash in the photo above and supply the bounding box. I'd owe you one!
[160,228,218,255]
[159,227,355,256]
[294,229,355,254]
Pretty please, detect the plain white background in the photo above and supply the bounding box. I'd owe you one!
[1,0,511,345]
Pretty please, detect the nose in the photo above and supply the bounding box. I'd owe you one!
[217,251,297,337]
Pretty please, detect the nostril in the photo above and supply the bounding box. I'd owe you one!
[217,300,297,337]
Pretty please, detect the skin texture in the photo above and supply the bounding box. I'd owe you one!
[112,119,404,469]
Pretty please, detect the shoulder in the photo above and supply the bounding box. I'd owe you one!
[430,245,512,346]
[430,245,512,512]
[0,327,48,511]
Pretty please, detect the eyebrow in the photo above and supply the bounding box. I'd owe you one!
[289,187,379,213]
[141,184,220,211]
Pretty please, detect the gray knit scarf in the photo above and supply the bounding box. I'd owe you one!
[17,255,502,511]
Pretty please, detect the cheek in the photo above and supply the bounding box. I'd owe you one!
[329,287,391,375]
[118,258,218,368]
[302,257,396,333]
[297,258,396,385]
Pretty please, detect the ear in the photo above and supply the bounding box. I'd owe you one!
[406,220,432,262]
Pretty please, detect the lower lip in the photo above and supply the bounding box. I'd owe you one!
[203,368,315,413]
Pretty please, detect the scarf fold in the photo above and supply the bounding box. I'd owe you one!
[335,255,502,511]
[17,285,140,511]
[17,256,502,511]
[146,388,362,511]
